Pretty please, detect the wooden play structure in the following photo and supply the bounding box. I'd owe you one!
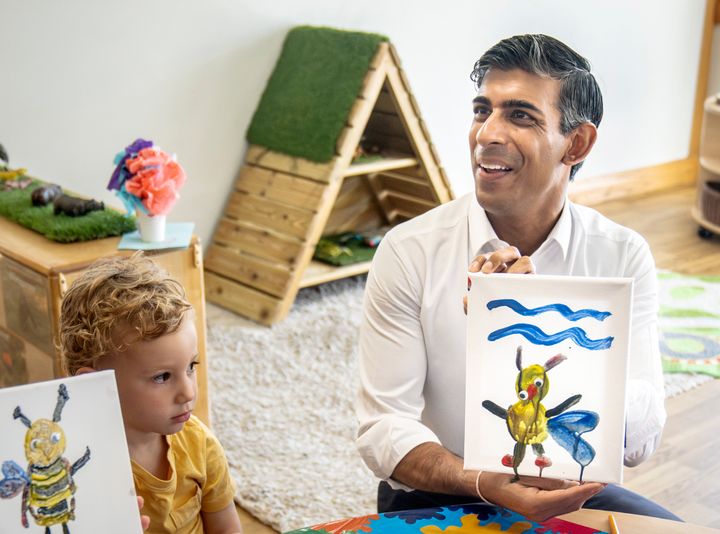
[204,29,453,324]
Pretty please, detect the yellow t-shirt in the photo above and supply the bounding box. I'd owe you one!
[132,416,236,533]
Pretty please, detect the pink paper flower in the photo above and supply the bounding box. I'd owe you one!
[123,148,186,216]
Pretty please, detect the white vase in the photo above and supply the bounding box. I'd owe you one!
[137,212,166,242]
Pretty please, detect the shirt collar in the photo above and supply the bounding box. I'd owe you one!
[467,196,572,261]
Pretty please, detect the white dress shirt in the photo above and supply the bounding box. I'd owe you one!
[356,192,666,486]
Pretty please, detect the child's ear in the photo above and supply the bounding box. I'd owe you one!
[75,366,96,375]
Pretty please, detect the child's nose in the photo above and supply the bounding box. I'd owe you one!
[176,375,196,404]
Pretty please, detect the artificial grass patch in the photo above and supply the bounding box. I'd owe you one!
[0,180,136,242]
[247,26,388,163]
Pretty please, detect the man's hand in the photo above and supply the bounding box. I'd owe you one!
[464,246,535,313]
[478,471,605,523]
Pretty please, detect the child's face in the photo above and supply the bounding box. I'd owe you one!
[100,315,199,439]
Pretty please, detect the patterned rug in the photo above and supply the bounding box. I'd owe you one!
[658,272,720,396]
[206,272,718,532]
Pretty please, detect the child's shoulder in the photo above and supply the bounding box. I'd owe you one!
[171,415,221,452]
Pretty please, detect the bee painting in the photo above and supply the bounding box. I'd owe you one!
[1,383,91,533]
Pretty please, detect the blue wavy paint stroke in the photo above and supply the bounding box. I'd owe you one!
[487,299,611,322]
[488,323,614,350]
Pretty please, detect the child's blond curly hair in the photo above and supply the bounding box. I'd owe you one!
[60,252,192,376]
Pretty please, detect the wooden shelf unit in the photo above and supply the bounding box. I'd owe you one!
[204,42,453,324]
[0,217,211,425]
[693,95,720,234]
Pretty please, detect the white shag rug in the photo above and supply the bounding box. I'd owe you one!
[206,274,713,532]
[206,277,376,533]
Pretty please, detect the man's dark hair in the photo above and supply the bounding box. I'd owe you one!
[471,34,603,180]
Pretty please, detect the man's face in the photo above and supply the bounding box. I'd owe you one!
[99,316,199,442]
[469,68,572,223]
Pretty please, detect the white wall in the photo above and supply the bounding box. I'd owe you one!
[0,0,706,247]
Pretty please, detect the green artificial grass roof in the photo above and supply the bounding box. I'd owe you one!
[0,180,136,243]
[247,26,388,163]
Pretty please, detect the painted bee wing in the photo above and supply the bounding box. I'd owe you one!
[1,461,29,499]
[547,410,599,467]
[1,460,28,482]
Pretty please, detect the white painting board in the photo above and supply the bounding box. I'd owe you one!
[0,371,142,534]
[464,273,633,484]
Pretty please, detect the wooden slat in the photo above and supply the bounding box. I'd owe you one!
[235,165,326,208]
[212,218,304,265]
[568,158,698,206]
[324,175,387,234]
[205,244,292,298]
[225,191,315,239]
[366,110,407,137]
[345,155,419,177]
[369,42,389,70]
[363,130,414,154]
[299,259,372,288]
[245,145,334,183]
[377,171,437,201]
[357,47,390,102]
[383,190,437,215]
[373,88,396,114]
[204,272,282,325]
[384,61,453,203]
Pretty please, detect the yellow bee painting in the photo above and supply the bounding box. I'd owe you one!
[1,383,91,533]
[482,346,599,482]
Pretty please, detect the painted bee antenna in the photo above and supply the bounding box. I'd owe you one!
[13,407,32,428]
[515,346,523,371]
[53,384,69,422]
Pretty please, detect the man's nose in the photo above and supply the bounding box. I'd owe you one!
[475,112,506,146]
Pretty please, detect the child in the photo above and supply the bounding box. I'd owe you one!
[59,253,242,534]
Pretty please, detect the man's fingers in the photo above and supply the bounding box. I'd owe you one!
[517,475,578,491]
[506,255,535,274]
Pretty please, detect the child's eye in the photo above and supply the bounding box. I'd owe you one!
[153,372,171,384]
[188,361,200,374]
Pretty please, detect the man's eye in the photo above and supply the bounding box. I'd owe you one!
[153,372,171,384]
[474,108,490,120]
[510,110,533,122]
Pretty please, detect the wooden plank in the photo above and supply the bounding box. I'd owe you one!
[369,42,389,70]
[212,218,304,266]
[235,165,326,209]
[374,87,397,114]
[383,190,437,215]
[224,191,315,239]
[384,63,453,203]
[245,145,334,183]
[205,244,292,298]
[324,175,387,234]
[357,48,389,101]
[568,158,698,206]
[345,155,419,177]
[366,110,407,137]
[377,171,437,201]
[299,259,372,288]
[204,272,281,325]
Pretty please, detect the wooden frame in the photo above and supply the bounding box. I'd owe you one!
[205,43,453,324]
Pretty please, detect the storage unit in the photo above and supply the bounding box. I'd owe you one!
[0,216,210,425]
[205,38,453,325]
[693,94,720,237]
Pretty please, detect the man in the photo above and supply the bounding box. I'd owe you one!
[356,34,678,522]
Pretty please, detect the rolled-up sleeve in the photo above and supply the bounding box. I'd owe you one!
[623,240,667,466]
[356,234,441,480]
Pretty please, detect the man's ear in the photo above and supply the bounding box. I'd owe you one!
[562,122,597,166]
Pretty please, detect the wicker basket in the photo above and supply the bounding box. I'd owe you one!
[701,181,720,226]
